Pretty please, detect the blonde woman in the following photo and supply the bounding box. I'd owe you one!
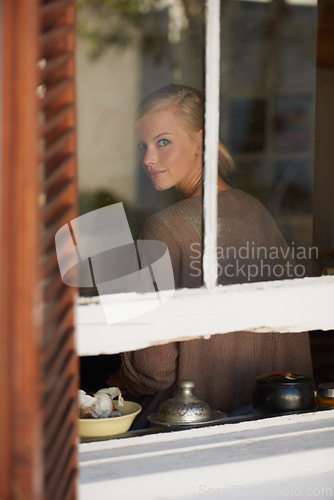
[110,84,312,427]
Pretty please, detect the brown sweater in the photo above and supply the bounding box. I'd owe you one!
[120,189,313,424]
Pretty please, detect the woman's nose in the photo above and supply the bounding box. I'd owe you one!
[143,147,157,167]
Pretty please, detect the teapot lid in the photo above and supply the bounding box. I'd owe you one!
[148,380,226,426]
[255,371,314,385]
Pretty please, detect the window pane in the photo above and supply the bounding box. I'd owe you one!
[76,0,205,300]
[219,0,319,284]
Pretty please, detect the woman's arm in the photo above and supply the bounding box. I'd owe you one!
[119,211,182,396]
[120,343,179,396]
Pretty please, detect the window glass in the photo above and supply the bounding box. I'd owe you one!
[220,0,318,284]
[77,0,205,298]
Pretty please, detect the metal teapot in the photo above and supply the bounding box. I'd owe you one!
[148,380,226,426]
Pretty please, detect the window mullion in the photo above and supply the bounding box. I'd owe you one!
[203,0,221,290]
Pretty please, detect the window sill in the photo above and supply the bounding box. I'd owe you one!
[79,408,334,499]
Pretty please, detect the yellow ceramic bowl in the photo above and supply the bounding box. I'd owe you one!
[79,401,142,438]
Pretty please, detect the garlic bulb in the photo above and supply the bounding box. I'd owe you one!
[78,387,124,419]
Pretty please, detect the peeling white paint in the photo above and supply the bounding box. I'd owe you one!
[76,275,334,355]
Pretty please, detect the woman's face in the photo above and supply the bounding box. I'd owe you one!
[136,105,202,196]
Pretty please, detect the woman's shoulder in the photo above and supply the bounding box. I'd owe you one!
[219,188,274,220]
[141,197,201,235]
[140,188,274,238]
[219,188,267,208]
[151,196,201,221]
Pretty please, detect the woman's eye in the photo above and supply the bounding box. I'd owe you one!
[158,139,170,147]
[137,143,147,152]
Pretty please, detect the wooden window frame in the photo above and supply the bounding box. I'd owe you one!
[0,1,78,499]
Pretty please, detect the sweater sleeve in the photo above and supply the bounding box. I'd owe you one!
[120,343,179,396]
[120,214,181,397]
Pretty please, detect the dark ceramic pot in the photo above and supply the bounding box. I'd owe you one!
[252,371,317,415]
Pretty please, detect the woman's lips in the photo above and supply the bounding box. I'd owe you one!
[147,170,166,180]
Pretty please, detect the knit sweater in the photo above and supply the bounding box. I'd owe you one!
[120,189,313,425]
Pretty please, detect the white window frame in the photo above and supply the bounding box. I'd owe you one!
[79,409,334,499]
[76,0,334,357]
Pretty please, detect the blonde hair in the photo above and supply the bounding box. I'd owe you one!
[136,84,235,179]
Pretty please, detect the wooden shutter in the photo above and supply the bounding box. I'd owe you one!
[0,1,78,499]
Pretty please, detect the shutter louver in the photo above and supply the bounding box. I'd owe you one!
[0,1,78,499]
[40,2,78,500]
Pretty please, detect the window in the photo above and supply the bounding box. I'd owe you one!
[1,0,333,498]
[77,0,334,358]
